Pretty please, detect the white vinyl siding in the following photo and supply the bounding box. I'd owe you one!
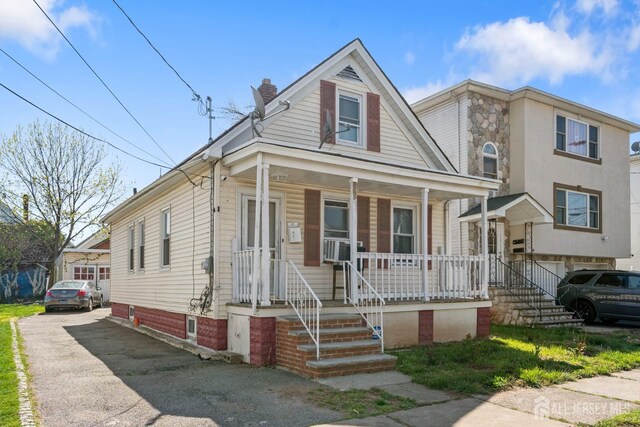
[109,164,211,316]
[260,76,430,168]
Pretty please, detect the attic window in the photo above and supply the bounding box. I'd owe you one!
[337,65,362,82]
[338,93,361,145]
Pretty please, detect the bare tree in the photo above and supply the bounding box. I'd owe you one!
[0,121,124,288]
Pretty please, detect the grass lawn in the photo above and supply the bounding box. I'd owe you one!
[594,409,640,427]
[0,303,44,427]
[393,324,640,395]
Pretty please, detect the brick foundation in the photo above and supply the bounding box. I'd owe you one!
[250,317,276,366]
[477,307,491,338]
[197,317,228,350]
[418,310,434,345]
[135,306,187,339]
[111,302,129,320]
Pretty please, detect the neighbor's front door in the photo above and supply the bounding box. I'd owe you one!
[241,195,283,299]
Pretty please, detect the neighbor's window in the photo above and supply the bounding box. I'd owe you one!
[74,266,95,281]
[555,186,600,230]
[482,142,498,179]
[556,115,599,159]
[128,225,135,272]
[138,221,145,270]
[338,93,361,145]
[161,208,171,267]
[393,207,415,254]
[98,267,110,280]
[324,200,349,240]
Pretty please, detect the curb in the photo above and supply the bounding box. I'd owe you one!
[10,319,36,427]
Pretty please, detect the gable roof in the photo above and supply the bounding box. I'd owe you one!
[202,38,457,171]
[104,39,461,224]
[459,192,553,225]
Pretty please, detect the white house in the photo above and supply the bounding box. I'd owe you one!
[103,40,498,378]
[617,154,640,271]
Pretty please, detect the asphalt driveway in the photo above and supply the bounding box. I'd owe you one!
[19,309,342,427]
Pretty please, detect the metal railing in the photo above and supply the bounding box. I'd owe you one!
[285,260,322,360]
[510,260,560,298]
[496,259,545,319]
[356,252,485,301]
[343,261,385,352]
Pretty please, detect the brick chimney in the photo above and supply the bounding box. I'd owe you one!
[22,194,28,222]
[257,78,277,104]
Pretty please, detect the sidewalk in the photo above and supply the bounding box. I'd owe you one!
[314,369,640,426]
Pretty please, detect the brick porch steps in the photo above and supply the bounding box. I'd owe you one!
[276,314,397,378]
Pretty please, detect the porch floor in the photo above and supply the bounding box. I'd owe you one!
[227,296,489,310]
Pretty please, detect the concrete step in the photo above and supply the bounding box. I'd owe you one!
[513,304,564,311]
[531,318,583,327]
[278,314,364,329]
[306,354,397,378]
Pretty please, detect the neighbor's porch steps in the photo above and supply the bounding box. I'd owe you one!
[276,314,396,378]
[492,287,583,327]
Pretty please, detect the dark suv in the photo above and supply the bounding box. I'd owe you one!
[557,270,640,323]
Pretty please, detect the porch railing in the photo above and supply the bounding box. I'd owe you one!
[509,260,561,299]
[343,261,385,352]
[356,253,485,301]
[232,249,255,304]
[285,260,322,360]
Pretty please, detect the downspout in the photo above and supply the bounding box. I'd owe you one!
[209,159,220,318]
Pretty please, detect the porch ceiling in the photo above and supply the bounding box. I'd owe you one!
[224,142,498,201]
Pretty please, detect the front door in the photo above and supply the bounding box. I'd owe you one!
[488,221,505,284]
[241,195,283,299]
[98,266,111,302]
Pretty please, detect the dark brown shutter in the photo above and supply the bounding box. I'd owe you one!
[304,189,321,266]
[377,198,390,268]
[320,80,336,145]
[357,196,370,268]
[428,205,433,270]
[366,92,380,152]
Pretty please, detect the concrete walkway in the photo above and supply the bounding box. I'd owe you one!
[315,369,640,426]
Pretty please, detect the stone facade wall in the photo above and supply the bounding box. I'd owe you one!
[467,92,511,255]
[467,92,510,195]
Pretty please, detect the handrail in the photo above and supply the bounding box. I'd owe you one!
[496,259,545,320]
[498,259,583,321]
[285,260,323,360]
[520,260,582,320]
[343,261,385,352]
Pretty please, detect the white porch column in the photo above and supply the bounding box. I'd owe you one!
[251,154,263,312]
[421,188,430,301]
[260,163,271,306]
[349,177,358,302]
[481,195,489,298]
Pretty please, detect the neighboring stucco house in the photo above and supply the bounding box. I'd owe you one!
[103,39,499,378]
[617,154,640,271]
[55,229,111,302]
[413,80,640,323]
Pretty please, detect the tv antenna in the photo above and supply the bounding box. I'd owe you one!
[319,110,350,149]
[250,86,290,138]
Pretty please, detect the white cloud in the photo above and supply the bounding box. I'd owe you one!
[0,0,96,59]
[404,51,416,66]
[455,17,613,87]
[629,24,640,52]
[402,80,451,104]
[576,0,618,15]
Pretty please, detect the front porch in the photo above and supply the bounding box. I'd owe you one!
[217,142,498,376]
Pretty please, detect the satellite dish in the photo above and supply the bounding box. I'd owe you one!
[251,86,265,120]
[632,141,640,153]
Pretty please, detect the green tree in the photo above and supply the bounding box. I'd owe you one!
[0,121,123,288]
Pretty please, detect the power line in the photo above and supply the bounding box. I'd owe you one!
[32,0,176,165]
[0,81,202,186]
[111,0,200,101]
[0,47,171,167]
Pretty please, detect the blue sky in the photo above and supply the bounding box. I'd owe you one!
[1,0,640,193]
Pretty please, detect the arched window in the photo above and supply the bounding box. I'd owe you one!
[482,143,498,179]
